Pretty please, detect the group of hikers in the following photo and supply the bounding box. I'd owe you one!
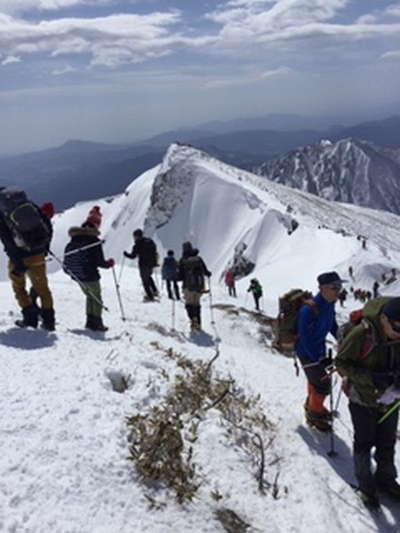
[1,187,399,512]
[224,269,264,311]
[0,187,213,333]
[292,270,400,510]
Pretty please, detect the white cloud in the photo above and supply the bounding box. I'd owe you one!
[52,64,76,74]
[206,0,400,48]
[385,3,400,17]
[0,11,217,67]
[355,14,377,25]
[203,65,292,88]
[381,49,400,59]
[1,54,21,64]
[0,0,110,14]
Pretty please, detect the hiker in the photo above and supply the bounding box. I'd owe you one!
[362,238,367,250]
[296,271,344,431]
[224,269,237,297]
[123,229,159,302]
[0,187,55,330]
[162,250,180,300]
[29,202,56,311]
[247,278,262,311]
[348,265,354,279]
[336,297,400,509]
[178,244,211,331]
[338,288,347,307]
[373,281,380,299]
[63,207,114,331]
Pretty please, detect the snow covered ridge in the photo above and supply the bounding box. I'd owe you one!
[2,141,400,290]
[254,138,400,215]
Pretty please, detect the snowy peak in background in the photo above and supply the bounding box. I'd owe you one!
[254,138,400,214]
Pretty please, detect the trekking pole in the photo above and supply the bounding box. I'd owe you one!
[112,266,126,321]
[118,255,126,285]
[172,298,176,330]
[327,348,338,458]
[208,277,216,326]
[49,250,109,311]
[378,398,400,425]
[63,240,105,257]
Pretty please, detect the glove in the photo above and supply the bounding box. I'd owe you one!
[207,271,212,277]
[372,371,394,390]
[106,258,115,268]
[11,260,27,276]
[123,251,130,259]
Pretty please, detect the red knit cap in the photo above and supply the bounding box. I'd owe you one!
[40,202,55,219]
[86,205,102,228]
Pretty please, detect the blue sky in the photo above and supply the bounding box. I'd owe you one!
[0,0,399,154]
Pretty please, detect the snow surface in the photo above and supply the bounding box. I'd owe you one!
[1,144,400,532]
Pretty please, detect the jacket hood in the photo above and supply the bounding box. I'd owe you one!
[68,225,100,238]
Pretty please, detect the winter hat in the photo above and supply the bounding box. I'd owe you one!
[40,202,55,219]
[382,298,400,321]
[86,206,102,228]
[317,271,347,287]
[133,228,143,238]
[167,250,174,256]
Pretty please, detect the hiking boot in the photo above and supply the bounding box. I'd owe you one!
[305,406,332,432]
[377,479,400,500]
[359,490,381,511]
[143,295,155,302]
[15,305,39,328]
[191,318,201,331]
[41,308,56,331]
[90,316,108,332]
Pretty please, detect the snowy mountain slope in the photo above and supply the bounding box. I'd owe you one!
[2,145,400,531]
[254,139,400,215]
[1,270,400,532]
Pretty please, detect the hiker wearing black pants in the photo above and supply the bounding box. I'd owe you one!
[124,229,159,301]
[162,250,180,300]
[336,297,400,510]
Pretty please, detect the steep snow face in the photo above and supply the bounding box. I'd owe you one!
[254,139,400,215]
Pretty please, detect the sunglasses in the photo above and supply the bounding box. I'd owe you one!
[327,285,342,292]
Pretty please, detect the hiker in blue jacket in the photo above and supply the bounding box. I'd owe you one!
[296,271,344,431]
[162,250,180,300]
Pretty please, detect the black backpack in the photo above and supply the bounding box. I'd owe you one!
[142,238,158,267]
[0,188,51,252]
[184,256,205,292]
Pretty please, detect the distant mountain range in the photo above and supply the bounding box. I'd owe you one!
[254,138,400,214]
[0,115,399,211]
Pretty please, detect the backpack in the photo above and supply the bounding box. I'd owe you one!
[184,256,205,292]
[337,308,376,360]
[0,188,51,252]
[142,238,158,267]
[272,289,316,355]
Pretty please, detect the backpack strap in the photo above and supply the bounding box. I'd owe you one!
[359,318,377,359]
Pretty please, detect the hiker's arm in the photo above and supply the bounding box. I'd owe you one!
[297,305,319,361]
[0,216,22,263]
[200,258,211,277]
[330,316,338,339]
[124,244,137,259]
[93,241,109,268]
